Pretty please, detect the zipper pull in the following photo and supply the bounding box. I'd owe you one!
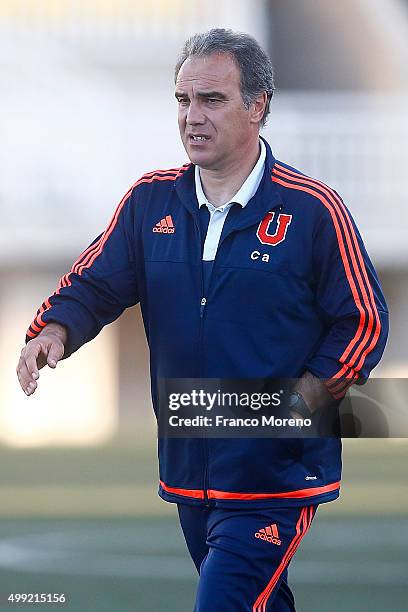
[200,297,207,317]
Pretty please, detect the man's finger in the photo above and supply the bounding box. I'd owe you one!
[26,379,38,396]
[47,342,64,368]
[17,358,37,395]
[24,342,45,380]
[18,349,39,383]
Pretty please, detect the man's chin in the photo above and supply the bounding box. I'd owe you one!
[184,148,204,164]
[182,141,212,167]
[186,150,217,170]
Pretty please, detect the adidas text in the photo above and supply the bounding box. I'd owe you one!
[153,226,175,234]
[255,532,281,545]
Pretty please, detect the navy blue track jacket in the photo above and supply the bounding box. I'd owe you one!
[27,138,389,508]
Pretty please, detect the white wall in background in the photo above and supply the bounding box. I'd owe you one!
[0,271,118,446]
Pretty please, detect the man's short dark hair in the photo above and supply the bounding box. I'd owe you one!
[174,28,275,127]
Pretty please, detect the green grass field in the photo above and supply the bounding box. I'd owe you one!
[0,436,407,611]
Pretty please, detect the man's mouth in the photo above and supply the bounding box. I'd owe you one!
[189,135,210,142]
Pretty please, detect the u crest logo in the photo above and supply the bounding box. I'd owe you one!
[256,212,292,246]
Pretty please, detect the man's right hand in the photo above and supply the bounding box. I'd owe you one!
[16,323,67,396]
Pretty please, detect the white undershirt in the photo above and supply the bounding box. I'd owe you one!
[195,139,266,261]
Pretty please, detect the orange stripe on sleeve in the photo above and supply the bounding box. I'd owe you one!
[329,374,359,399]
[141,164,190,178]
[30,320,43,334]
[272,165,380,378]
[274,164,381,374]
[26,166,189,338]
[75,171,186,277]
[56,169,189,293]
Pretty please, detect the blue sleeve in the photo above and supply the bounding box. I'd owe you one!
[26,185,140,358]
[305,197,389,399]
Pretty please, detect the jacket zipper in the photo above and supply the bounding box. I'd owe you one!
[197,212,254,506]
[197,215,240,507]
[194,202,283,506]
[195,218,210,507]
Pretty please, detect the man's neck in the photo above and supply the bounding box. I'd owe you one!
[199,139,261,207]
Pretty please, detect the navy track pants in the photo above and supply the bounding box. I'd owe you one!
[177,503,317,611]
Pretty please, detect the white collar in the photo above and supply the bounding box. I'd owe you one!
[195,138,266,210]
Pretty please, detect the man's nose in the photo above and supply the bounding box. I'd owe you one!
[186,100,205,125]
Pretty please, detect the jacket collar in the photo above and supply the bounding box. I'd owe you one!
[175,136,283,231]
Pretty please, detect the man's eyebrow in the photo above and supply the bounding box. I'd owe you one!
[196,90,228,99]
[174,90,228,100]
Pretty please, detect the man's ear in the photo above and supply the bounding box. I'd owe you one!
[249,92,268,125]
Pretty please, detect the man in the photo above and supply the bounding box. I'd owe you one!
[17,29,388,611]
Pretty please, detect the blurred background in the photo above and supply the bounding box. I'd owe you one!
[0,0,407,610]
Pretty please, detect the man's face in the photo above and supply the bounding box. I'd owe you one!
[175,53,256,171]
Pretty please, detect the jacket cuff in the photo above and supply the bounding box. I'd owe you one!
[25,303,96,359]
[305,357,360,400]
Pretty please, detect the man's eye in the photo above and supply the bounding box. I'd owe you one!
[178,99,189,106]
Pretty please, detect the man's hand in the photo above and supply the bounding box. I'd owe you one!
[17,323,67,396]
[292,371,334,414]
